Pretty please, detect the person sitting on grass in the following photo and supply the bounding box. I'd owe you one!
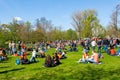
[38,48,45,58]
[116,47,120,56]
[61,51,67,59]
[57,52,62,59]
[2,48,7,60]
[69,46,73,52]
[30,49,37,63]
[17,50,21,56]
[87,50,101,64]
[77,49,89,63]
[106,47,111,55]
[0,48,8,61]
[13,51,18,57]
[20,52,30,64]
[110,47,116,56]
[53,53,61,66]
[44,54,54,67]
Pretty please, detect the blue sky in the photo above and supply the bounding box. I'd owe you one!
[0,0,120,30]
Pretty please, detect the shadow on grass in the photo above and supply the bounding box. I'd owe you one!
[0,67,25,74]
[0,66,9,68]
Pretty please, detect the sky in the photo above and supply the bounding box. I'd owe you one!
[0,0,120,30]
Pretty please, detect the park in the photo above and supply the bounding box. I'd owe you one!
[0,0,120,80]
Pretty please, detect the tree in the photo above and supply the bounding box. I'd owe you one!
[25,21,32,41]
[35,17,53,41]
[109,4,120,37]
[66,29,77,40]
[72,10,99,38]
[92,22,106,37]
[106,25,116,38]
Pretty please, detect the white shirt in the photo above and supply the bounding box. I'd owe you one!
[91,41,96,47]
[32,50,37,57]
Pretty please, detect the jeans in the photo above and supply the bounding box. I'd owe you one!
[87,59,96,64]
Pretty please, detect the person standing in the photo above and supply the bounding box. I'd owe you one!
[91,39,97,50]
[8,41,12,54]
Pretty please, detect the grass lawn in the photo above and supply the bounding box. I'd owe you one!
[0,46,120,80]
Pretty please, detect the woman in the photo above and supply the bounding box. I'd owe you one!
[53,53,61,66]
[78,49,89,63]
[44,55,53,67]
[88,50,99,64]
[20,52,29,64]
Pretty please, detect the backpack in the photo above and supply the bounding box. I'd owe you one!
[15,58,20,65]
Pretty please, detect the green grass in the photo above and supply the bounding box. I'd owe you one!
[1,47,120,80]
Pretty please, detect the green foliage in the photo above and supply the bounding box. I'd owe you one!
[66,29,77,40]
[0,28,9,47]
[72,9,106,38]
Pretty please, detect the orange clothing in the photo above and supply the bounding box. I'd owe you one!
[110,49,116,55]
[83,53,88,59]
[58,54,62,59]
[13,53,18,57]
[20,53,27,59]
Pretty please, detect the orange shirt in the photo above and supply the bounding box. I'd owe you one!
[58,54,62,59]
[13,53,18,57]
[110,49,116,55]
[20,53,27,59]
[83,53,88,59]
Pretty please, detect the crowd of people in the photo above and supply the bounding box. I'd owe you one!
[0,37,120,67]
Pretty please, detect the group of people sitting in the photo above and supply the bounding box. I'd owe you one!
[44,48,67,67]
[0,48,7,61]
[15,48,45,65]
[44,53,62,67]
[107,46,120,56]
[77,47,103,64]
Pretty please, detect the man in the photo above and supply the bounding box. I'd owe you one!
[88,50,99,64]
